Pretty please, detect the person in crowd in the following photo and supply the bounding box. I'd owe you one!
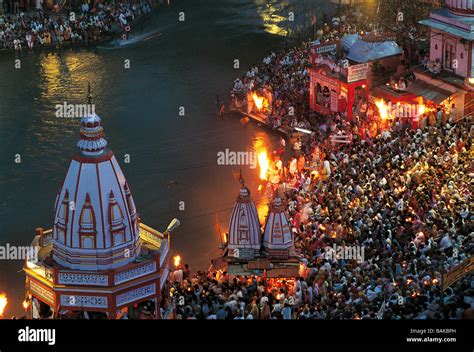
[0,0,155,50]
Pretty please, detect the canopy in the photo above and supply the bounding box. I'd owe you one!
[341,34,360,52]
[347,40,401,63]
[406,80,452,104]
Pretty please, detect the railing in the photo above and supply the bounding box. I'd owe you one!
[25,261,54,282]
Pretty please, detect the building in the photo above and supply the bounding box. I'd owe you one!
[23,91,175,319]
[262,197,294,258]
[227,181,262,260]
[212,177,299,283]
[309,40,369,119]
[417,0,474,118]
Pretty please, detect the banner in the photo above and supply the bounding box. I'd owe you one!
[347,63,369,83]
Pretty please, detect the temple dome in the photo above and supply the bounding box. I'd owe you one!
[228,184,261,253]
[52,106,141,271]
[446,0,474,15]
[262,197,293,253]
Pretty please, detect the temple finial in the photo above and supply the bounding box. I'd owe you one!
[87,83,92,105]
[232,168,245,187]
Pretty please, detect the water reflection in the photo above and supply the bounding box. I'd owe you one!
[255,0,290,36]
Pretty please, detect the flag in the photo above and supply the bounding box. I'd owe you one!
[376,300,388,319]
[215,213,222,248]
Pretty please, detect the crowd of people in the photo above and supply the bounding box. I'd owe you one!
[0,0,155,51]
[166,5,472,320]
[165,112,472,320]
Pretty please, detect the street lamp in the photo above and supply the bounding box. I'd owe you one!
[163,218,180,245]
[165,218,180,234]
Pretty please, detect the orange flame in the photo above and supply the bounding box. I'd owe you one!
[258,149,269,180]
[375,98,389,120]
[173,255,181,268]
[22,300,29,310]
[0,293,7,317]
[251,92,268,111]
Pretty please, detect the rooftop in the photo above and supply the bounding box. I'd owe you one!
[420,8,474,40]
[25,223,169,284]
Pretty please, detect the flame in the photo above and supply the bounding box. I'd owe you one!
[375,98,389,120]
[418,104,425,116]
[22,300,29,310]
[0,293,7,317]
[223,233,227,244]
[258,149,269,180]
[251,92,268,111]
[173,255,181,268]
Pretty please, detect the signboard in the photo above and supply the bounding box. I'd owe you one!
[230,248,255,260]
[314,43,338,54]
[310,41,340,65]
[30,280,55,306]
[347,63,369,83]
[442,257,474,291]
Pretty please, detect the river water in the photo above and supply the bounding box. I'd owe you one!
[0,0,333,316]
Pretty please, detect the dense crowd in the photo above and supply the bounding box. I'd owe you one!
[165,114,472,320]
[0,0,155,51]
[167,5,472,320]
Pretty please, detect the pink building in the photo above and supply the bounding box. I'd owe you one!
[418,0,474,118]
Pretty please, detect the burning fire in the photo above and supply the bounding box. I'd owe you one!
[173,255,181,268]
[0,293,7,317]
[251,92,268,112]
[375,98,389,120]
[258,149,269,180]
[22,300,29,310]
[223,233,227,244]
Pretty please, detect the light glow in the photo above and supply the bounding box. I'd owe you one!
[0,293,7,317]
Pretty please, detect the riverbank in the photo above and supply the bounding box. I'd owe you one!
[0,0,161,54]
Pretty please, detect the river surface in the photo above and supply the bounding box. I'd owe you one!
[0,0,333,317]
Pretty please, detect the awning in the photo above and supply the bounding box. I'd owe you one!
[210,257,228,271]
[406,80,452,104]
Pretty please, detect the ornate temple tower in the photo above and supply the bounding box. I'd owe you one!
[51,99,141,271]
[211,179,299,280]
[227,180,261,259]
[262,196,295,258]
[24,90,174,319]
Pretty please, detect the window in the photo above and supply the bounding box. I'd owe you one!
[238,230,249,241]
[445,42,455,70]
[81,235,95,249]
[113,231,125,245]
[316,83,322,105]
[56,227,65,244]
[323,86,330,109]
